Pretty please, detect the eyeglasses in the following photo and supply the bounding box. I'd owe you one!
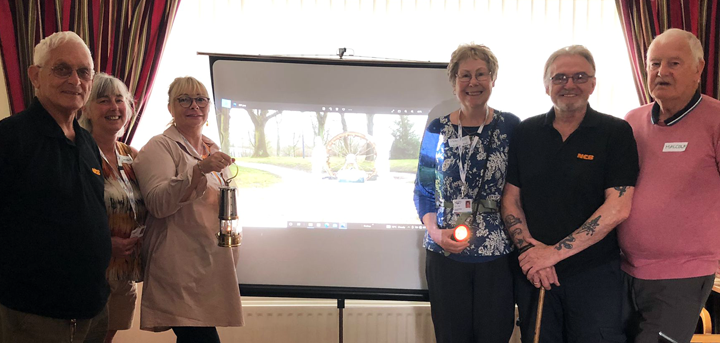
[176,96,210,108]
[40,63,94,81]
[550,72,594,85]
[457,71,492,83]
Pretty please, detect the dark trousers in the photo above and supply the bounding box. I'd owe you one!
[622,273,714,343]
[514,258,626,343]
[0,302,107,343]
[704,290,720,333]
[171,326,221,343]
[425,251,515,343]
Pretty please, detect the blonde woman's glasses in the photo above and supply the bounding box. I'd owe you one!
[176,96,210,108]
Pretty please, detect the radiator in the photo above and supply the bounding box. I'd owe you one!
[221,299,521,343]
[116,297,520,343]
[218,299,435,343]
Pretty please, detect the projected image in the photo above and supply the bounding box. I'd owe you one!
[209,57,456,233]
[219,104,428,230]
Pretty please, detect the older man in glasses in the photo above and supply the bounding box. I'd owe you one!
[501,45,639,343]
[0,31,110,342]
[619,29,720,343]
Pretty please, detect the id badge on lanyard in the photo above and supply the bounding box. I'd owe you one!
[452,119,484,214]
[99,146,145,236]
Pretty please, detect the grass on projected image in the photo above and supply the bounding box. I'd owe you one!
[386,159,418,173]
[235,157,419,173]
[229,157,419,188]
[236,157,313,172]
[228,165,281,188]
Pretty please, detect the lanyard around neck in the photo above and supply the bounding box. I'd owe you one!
[99,144,139,223]
[457,109,499,199]
[457,111,487,187]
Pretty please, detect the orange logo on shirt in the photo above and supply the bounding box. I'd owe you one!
[577,153,594,160]
[92,168,101,175]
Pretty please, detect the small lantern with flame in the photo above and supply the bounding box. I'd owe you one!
[217,170,242,247]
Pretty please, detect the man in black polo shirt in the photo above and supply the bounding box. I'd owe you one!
[0,31,111,342]
[501,45,639,343]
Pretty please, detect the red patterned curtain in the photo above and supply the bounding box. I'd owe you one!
[616,0,720,105]
[0,0,181,143]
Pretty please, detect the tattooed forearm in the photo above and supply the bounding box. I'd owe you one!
[555,215,601,251]
[510,227,525,247]
[578,215,601,236]
[555,234,576,251]
[614,186,628,197]
[504,215,523,228]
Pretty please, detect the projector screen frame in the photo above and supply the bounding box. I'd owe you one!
[203,52,448,74]
[238,284,428,301]
[203,52,452,302]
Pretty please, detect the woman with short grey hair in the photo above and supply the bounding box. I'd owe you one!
[414,44,520,343]
[80,72,147,343]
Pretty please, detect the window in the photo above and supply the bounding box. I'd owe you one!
[132,0,638,148]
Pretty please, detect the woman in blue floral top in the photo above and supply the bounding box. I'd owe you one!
[413,44,520,343]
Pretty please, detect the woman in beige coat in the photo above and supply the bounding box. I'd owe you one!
[133,76,243,342]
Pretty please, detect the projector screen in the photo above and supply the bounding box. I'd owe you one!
[206,54,457,300]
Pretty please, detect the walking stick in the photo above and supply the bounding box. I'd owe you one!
[533,287,546,343]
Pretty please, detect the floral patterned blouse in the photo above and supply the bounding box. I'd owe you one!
[413,110,520,262]
[103,142,147,281]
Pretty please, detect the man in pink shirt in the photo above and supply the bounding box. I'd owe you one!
[620,28,720,343]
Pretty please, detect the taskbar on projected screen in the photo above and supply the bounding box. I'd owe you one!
[286,221,426,230]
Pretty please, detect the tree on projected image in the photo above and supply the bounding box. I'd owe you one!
[311,112,329,143]
[248,109,280,157]
[390,115,420,160]
[365,113,376,162]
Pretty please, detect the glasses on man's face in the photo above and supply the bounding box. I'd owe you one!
[550,72,594,85]
[176,96,210,108]
[457,71,492,83]
[42,63,94,81]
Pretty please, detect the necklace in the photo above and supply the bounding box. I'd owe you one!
[458,107,491,126]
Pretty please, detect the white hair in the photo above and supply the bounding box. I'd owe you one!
[649,28,704,65]
[33,31,92,67]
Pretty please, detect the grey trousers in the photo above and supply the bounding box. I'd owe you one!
[623,272,714,343]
